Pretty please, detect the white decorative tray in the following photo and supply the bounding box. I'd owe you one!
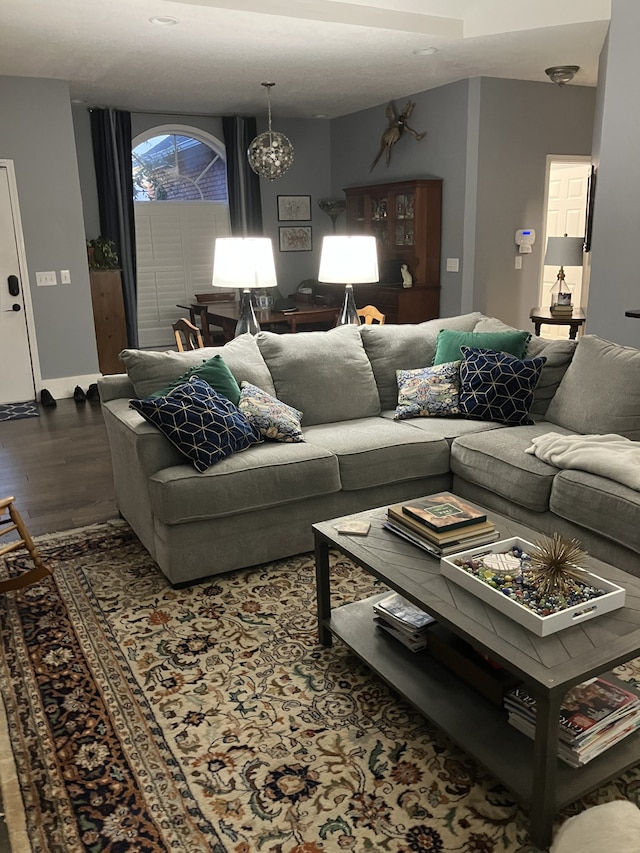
[440,537,626,637]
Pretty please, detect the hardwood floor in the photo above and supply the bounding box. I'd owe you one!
[0,398,118,535]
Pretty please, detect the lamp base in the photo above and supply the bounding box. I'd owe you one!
[235,289,260,337]
[335,283,360,326]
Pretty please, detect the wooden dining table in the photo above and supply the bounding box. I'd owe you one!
[185,300,340,344]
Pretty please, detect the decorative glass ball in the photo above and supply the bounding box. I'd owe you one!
[247,131,294,181]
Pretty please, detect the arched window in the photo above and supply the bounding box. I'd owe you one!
[132,129,228,202]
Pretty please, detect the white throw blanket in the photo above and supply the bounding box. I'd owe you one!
[525,432,640,491]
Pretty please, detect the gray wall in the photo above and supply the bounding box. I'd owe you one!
[587,0,640,346]
[473,78,595,330]
[257,117,333,296]
[0,77,98,381]
[329,80,470,317]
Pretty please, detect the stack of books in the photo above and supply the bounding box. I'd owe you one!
[550,303,574,316]
[383,491,500,557]
[504,674,640,767]
[373,592,435,652]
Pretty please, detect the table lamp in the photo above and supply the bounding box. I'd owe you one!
[544,235,584,308]
[212,237,278,336]
[317,236,379,326]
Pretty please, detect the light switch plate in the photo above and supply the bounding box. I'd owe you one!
[446,258,459,273]
[36,271,57,286]
[60,269,71,284]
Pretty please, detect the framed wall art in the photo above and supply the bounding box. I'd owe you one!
[277,195,311,221]
[279,226,312,252]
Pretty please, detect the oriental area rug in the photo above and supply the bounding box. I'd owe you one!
[1,521,640,853]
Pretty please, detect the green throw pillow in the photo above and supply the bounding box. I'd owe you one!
[433,329,531,365]
[149,355,241,405]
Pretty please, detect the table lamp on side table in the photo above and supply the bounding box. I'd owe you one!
[544,235,584,311]
[212,237,278,336]
[317,235,379,326]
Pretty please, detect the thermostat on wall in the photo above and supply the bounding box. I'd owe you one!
[515,229,536,253]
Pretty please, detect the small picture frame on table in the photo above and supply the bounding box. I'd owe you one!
[279,226,312,252]
[277,195,311,222]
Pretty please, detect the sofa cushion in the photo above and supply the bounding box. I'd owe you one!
[304,417,450,490]
[545,335,640,440]
[473,316,577,417]
[148,442,340,523]
[450,423,574,512]
[150,354,241,404]
[394,362,461,419]
[120,334,276,399]
[130,377,262,472]
[433,328,530,364]
[458,347,546,426]
[256,326,380,425]
[550,469,640,554]
[359,312,483,410]
[238,381,304,442]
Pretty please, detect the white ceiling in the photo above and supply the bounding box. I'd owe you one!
[0,0,611,118]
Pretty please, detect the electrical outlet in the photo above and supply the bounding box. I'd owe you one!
[515,256,523,270]
[36,271,57,286]
[60,269,71,284]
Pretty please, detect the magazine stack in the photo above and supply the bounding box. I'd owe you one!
[384,491,499,558]
[373,592,435,652]
[504,673,640,767]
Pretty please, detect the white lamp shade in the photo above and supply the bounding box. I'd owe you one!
[318,236,379,284]
[212,237,278,289]
[544,236,584,267]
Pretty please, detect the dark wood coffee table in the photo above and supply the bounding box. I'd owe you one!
[313,504,640,849]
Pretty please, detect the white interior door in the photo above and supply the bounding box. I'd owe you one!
[0,164,37,403]
[541,160,590,311]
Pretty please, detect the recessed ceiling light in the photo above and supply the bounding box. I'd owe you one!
[413,47,439,56]
[149,15,179,25]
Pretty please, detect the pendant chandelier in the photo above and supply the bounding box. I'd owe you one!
[247,82,294,181]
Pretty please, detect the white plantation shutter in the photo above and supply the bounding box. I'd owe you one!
[135,201,230,348]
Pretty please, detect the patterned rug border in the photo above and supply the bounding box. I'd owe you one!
[1,520,639,852]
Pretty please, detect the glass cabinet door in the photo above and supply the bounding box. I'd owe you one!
[370,192,390,247]
[394,192,414,247]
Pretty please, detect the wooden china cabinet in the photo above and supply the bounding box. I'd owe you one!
[316,179,442,323]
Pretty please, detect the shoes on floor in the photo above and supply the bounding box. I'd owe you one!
[73,385,87,403]
[40,389,57,408]
[86,383,100,403]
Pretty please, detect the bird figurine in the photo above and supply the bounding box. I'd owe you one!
[401,264,413,288]
[369,100,426,172]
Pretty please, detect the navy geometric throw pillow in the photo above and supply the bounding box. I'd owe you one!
[130,376,262,472]
[458,346,546,426]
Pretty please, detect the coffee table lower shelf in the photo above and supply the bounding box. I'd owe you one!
[327,596,640,821]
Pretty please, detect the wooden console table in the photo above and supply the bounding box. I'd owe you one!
[530,306,586,340]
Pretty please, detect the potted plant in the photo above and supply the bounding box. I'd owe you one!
[87,237,119,270]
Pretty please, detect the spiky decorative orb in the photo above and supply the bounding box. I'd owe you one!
[528,533,588,597]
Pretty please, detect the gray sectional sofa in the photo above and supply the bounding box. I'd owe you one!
[97,312,640,586]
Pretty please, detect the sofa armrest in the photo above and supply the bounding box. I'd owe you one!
[97,374,136,402]
[102,399,186,475]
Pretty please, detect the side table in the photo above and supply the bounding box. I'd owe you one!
[529,306,586,340]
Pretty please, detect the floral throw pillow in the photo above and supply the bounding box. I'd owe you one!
[394,362,461,419]
[130,377,262,472]
[238,381,304,442]
[458,347,546,426]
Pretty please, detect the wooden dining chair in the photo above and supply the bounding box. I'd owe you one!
[357,305,386,325]
[173,318,204,351]
[0,497,52,593]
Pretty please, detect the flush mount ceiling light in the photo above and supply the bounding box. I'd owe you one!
[412,47,439,56]
[545,65,580,86]
[247,83,294,181]
[149,15,179,25]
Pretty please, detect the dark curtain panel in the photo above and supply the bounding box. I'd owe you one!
[90,108,138,348]
[223,116,263,236]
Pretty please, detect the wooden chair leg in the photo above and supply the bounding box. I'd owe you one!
[0,497,52,593]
